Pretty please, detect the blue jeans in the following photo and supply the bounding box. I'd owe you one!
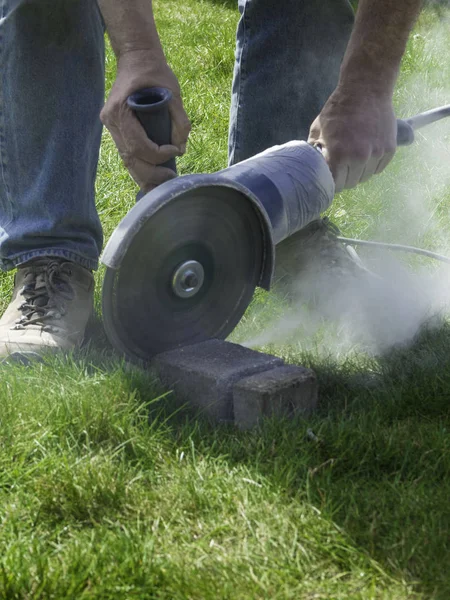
[0,0,353,272]
[229,0,354,164]
[0,0,104,271]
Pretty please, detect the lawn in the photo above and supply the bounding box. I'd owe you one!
[1,0,450,598]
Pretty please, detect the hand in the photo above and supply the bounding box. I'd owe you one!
[308,86,397,193]
[100,49,191,192]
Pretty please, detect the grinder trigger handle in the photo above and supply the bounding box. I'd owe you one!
[127,87,177,174]
[397,104,450,146]
[396,119,415,146]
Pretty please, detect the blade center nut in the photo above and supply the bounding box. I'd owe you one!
[172,260,205,298]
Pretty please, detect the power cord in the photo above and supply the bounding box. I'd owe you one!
[337,237,450,265]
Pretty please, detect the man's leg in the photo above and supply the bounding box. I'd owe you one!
[228,1,377,301]
[229,0,354,165]
[0,0,105,357]
[0,0,104,269]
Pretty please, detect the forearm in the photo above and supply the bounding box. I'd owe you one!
[98,0,191,190]
[97,0,164,58]
[339,0,423,96]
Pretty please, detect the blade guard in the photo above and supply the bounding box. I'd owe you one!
[101,141,335,291]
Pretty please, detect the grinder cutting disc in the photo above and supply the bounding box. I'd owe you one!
[102,186,263,361]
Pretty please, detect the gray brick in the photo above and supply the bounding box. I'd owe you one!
[233,365,318,429]
[151,339,283,421]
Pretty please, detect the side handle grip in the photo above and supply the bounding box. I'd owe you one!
[127,87,177,173]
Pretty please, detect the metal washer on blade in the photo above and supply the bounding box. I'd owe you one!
[172,260,205,298]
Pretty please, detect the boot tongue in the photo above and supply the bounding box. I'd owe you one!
[32,273,51,308]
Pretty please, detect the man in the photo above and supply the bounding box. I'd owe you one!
[0,0,422,357]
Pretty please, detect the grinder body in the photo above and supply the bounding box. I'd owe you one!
[101,140,334,361]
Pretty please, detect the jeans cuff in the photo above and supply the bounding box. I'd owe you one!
[0,249,99,272]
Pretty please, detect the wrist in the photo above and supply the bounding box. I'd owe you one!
[117,46,165,64]
[326,83,394,121]
[112,48,180,99]
[337,59,397,99]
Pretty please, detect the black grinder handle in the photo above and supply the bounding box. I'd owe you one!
[396,119,415,146]
[397,105,450,146]
[127,87,177,173]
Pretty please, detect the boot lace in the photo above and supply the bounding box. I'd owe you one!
[13,260,74,333]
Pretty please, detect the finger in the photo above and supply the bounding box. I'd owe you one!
[101,102,134,158]
[127,158,178,191]
[169,94,192,153]
[359,155,381,183]
[320,145,347,194]
[307,116,321,144]
[334,165,349,193]
[374,150,395,174]
[107,105,182,165]
[321,146,347,193]
[345,161,366,189]
[121,110,182,163]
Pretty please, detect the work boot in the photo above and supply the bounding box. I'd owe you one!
[0,258,94,359]
[273,217,375,299]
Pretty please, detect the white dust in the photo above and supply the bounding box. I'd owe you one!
[241,15,450,357]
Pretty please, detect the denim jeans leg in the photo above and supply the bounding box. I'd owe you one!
[0,0,105,271]
[229,0,355,165]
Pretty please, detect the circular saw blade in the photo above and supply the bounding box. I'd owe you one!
[102,187,263,361]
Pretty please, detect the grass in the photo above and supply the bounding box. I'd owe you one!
[1,0,450,597]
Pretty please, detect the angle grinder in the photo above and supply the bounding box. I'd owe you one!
[101,89,450,362]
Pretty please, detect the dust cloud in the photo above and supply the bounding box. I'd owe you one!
[241,15,450,357]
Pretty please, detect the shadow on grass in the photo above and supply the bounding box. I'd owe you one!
[117,322,450,599]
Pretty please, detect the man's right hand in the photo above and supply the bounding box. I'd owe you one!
[100,49,191,192]
[308,85,397,193]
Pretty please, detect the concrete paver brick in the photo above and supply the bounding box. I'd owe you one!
[233,365,318,429]
[152,339,283,421]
